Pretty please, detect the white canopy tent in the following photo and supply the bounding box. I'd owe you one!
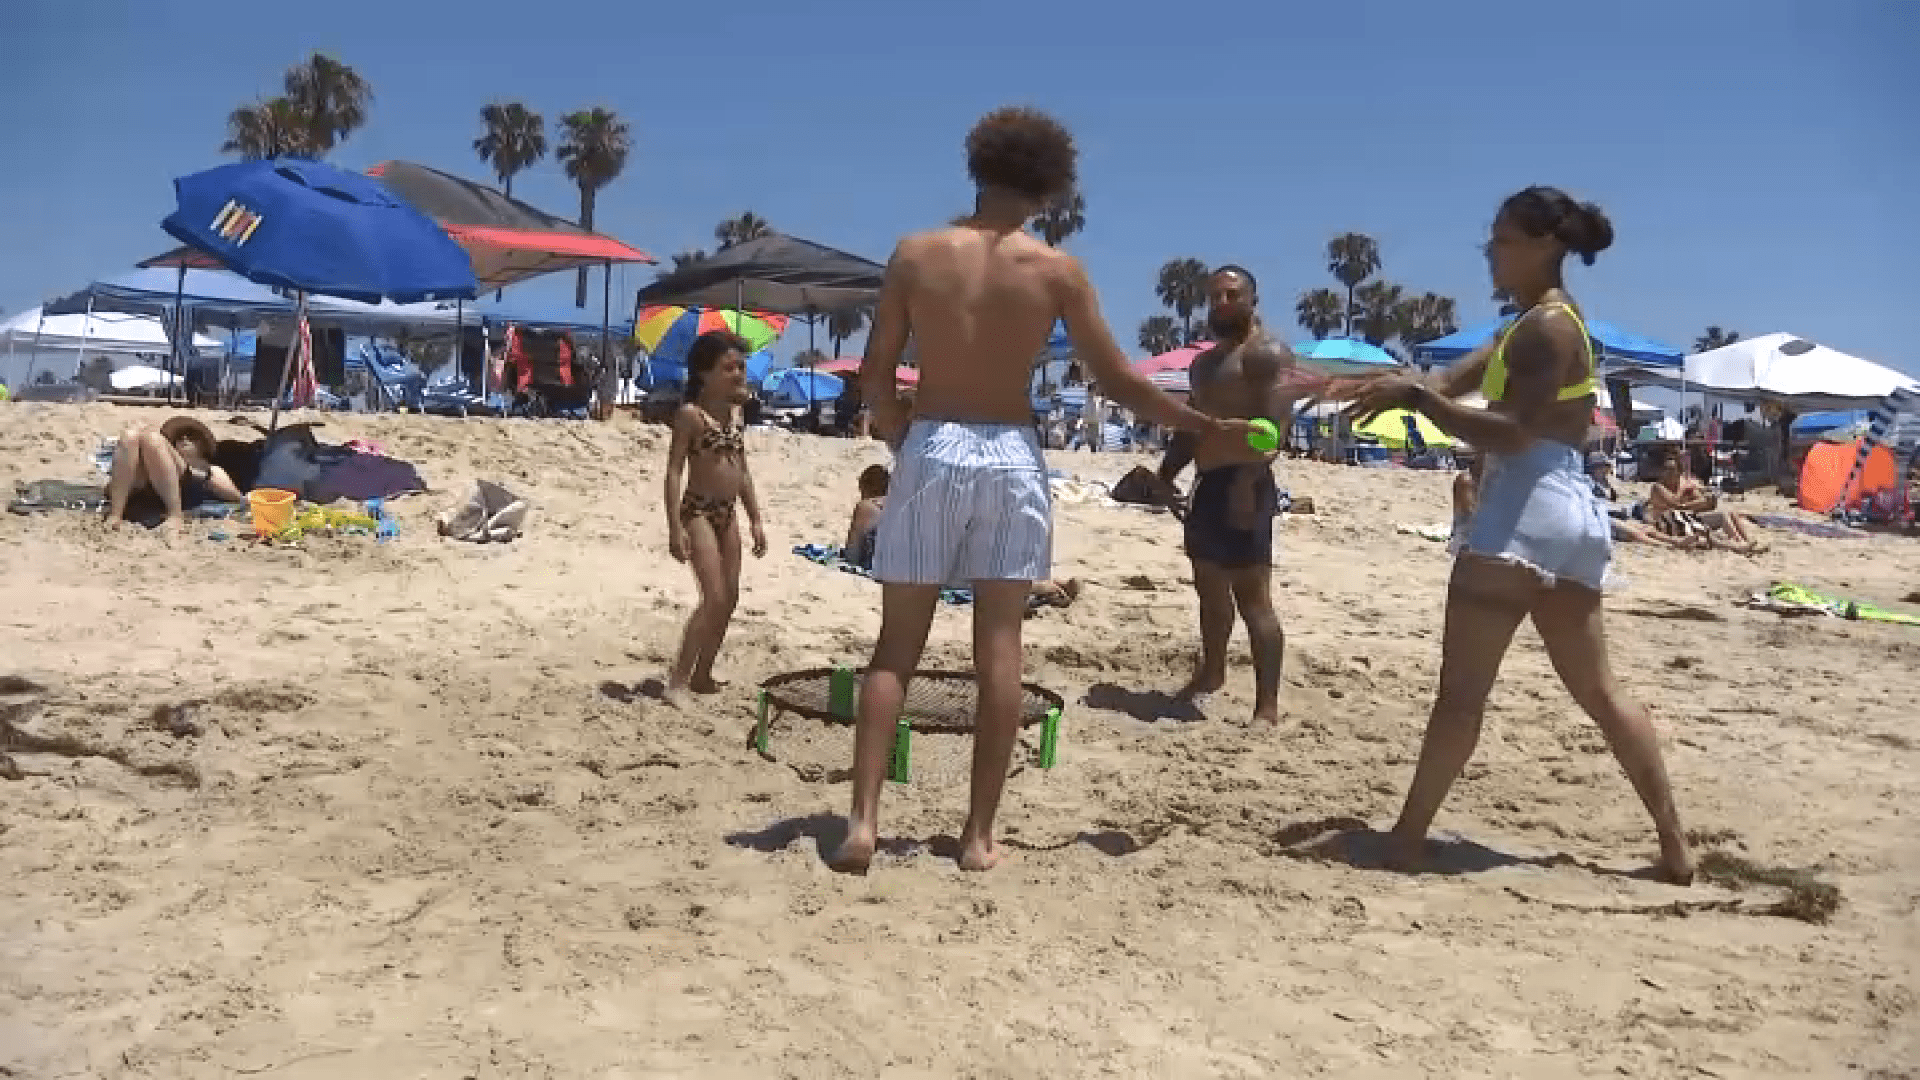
[0,306,223,354]
[108,364,183,391]
[1616,333,1918,412]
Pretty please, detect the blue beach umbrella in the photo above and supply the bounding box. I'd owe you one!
[162,159,477,304]
[761,368,843,407]
[1290,338,1401,376]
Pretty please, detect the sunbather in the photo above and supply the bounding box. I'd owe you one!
[843,464,1082,608]
[1647,451,1767,553]
[103,417,243,530]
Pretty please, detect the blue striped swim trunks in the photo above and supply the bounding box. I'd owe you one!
[871,419,1052,586]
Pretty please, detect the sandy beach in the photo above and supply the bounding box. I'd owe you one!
[2,402,1915,1079]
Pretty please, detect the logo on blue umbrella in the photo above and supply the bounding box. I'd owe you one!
[212,201,265,246]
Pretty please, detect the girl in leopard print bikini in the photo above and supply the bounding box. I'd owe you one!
[663,330,768,704]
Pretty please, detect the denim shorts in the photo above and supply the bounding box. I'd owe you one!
[1452,440,1613,591]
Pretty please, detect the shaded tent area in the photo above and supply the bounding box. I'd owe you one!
[40,268,642,412]
[633,232,885,408]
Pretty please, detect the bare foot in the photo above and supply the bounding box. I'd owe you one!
[1250,706,1282,729]
[956,832,1006,872]
[1058,578,1083,605]
[1657,840,1695,886]
[827,825,877,875]
[661,681,692,710]
[1175,672,1224,708]
[689,675,728,695]
[1384,829,1428,874]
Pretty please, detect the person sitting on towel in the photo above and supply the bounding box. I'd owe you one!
[844,463,1081,610]
[1648,450,1766,553]
[104,417,244,531]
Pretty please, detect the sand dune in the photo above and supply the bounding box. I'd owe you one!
[2,402,1915,1078]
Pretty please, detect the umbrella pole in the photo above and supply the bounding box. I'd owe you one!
[23,307,46,388]
[268,292,306,435]
[600,258,612,420]
[169,265,185,406]
[78,295,94,388]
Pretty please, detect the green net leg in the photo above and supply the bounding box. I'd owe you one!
[889,716,911,784]
[753,691,772,755]
[1038,706,1061,769]
[829,666,856,719]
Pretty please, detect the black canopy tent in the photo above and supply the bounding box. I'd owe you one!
[632,232,884,315]
[633,232,885,409]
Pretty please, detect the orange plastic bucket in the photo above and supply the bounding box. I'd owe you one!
[247,488,296,536]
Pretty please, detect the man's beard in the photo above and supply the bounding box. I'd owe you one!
[1208,307,1253,340]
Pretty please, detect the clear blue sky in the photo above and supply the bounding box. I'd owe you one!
[3,0,1914,373]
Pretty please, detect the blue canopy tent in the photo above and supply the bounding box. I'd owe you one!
[761,368,843,408]
[1411,317,1684,369]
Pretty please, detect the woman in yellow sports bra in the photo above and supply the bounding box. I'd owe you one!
[1345,186,1692,885]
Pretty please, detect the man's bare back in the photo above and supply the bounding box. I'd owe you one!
[886,225,1069,426]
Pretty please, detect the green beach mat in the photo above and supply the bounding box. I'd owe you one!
[1764,583,1920,626]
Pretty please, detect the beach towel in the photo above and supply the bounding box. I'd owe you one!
[1742,583,1920,626]
[793,543,973,605]
[1747,514,1864,540]
[436,480,529,543]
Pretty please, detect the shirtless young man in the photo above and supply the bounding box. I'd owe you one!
[828,107,1246,874]
[1155,266,1333,727]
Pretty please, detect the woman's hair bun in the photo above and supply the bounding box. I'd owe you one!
[1565,200,1614,264]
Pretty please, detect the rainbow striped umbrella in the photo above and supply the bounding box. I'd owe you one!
[632,305,788,360]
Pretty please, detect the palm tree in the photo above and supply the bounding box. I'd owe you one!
[827,305,870,357]
[1326,233,1381,335]
[1394,292,1460,359]
[557,107,632,308]
[1694,326,1741,352]
[714,212,772,250]
[222,97,312,159]
[1030,190,1086,247]
[281,52,371,157]
[473,103,547,199]
[1351,280,1405,346]
[474,102,547,300]
[1155,257,1209,343]
[668,250,707,273]
[1294,288,1345,339]
[1138,315,1181,356]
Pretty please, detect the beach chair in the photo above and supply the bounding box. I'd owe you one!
[503,326,594,418]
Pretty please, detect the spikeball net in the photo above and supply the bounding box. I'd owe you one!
[754,667,1066,783]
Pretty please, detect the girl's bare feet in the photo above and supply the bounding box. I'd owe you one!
[827,826,876,875]
[956,827,1006,872]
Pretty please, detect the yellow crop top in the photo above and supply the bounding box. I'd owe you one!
[1480,301,1597,403]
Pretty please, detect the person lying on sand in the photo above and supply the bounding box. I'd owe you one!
[663,331,769,705]
[844,464,1083,607]
[104,417,243,531]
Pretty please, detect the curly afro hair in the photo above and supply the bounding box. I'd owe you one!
[965,106,1077,202]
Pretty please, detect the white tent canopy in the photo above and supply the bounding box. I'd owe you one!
[1617,333,1917,412]
[108,364,183,391]
[0,306,223,354]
